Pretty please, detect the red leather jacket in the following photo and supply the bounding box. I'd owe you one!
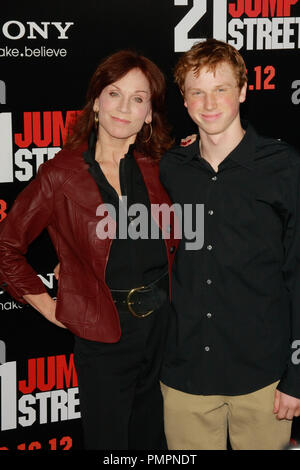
[0,145,180,342]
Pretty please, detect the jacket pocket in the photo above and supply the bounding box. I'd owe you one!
[56,272,99,326]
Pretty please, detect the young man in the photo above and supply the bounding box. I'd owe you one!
[159,39,300,450]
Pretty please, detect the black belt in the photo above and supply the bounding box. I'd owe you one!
[110,272,168,318]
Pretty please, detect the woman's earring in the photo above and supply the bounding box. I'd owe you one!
[94,112,99,131]
[143,122,152,143]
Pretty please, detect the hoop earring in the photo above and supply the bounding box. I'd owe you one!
[143,122,152,143]
[94,112,99,131]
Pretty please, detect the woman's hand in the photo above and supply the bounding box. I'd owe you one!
[23,292,66,329]
[180,134,197,146]
[43,297,66,329]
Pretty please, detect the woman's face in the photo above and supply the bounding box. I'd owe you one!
[93,68,152,144]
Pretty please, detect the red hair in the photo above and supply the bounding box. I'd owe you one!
[175,39,247,93]
[65,50,173,159]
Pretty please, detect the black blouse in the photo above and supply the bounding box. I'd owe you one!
[83,132,167,290]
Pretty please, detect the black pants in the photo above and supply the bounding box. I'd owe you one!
[73,300,171,450]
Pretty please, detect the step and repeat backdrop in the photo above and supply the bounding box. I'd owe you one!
[0,0,300,451]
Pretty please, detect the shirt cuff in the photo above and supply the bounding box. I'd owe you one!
[277,364,300,399]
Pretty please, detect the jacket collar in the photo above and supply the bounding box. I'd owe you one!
[61,166,104,215]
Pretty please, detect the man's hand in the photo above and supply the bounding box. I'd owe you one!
[274,389,300,420]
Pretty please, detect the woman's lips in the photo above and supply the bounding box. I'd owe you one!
[111,116,131,124]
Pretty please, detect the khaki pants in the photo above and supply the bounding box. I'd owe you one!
[160,381,292,450]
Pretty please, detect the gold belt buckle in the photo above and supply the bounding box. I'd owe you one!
[127,286,154,318]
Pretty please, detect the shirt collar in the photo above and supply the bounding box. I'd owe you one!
[181,121,257,170]
[179,135,201,164]
[83,131,135,166]
[224,121,257,169]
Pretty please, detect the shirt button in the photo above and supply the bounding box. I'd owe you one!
[204,346,210,352]
[208,210,214,215]
[212,176,217,181]
[206,279,212,285]
[206,313,212,318]
[207,245,213,251]
[169,246,175,253]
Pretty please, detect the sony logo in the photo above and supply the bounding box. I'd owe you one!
[1,21,74,40]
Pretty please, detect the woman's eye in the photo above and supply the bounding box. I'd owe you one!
[134,96,143,103]
[109,91,119,97]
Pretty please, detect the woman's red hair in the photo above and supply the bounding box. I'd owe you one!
[64,50,173,159]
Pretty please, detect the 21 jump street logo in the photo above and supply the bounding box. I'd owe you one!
[0,110,79,183]
[0,351,80,432]
[0,273,79,433]
[0,338,76,450]
[174,0,300,51]
[0,21,74,58]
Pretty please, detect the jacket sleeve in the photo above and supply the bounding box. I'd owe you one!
[0,161,55,303]
[277,154,300,398]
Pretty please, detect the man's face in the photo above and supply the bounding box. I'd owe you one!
[183,61,247,137]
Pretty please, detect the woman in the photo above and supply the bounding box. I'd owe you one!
[0,50,180,450]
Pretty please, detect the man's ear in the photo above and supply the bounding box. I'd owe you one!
[182,89,187,108]
[239,82,247,104]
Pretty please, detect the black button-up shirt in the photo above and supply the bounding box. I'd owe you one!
[160,123,300,397]
[83,133,167,289]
